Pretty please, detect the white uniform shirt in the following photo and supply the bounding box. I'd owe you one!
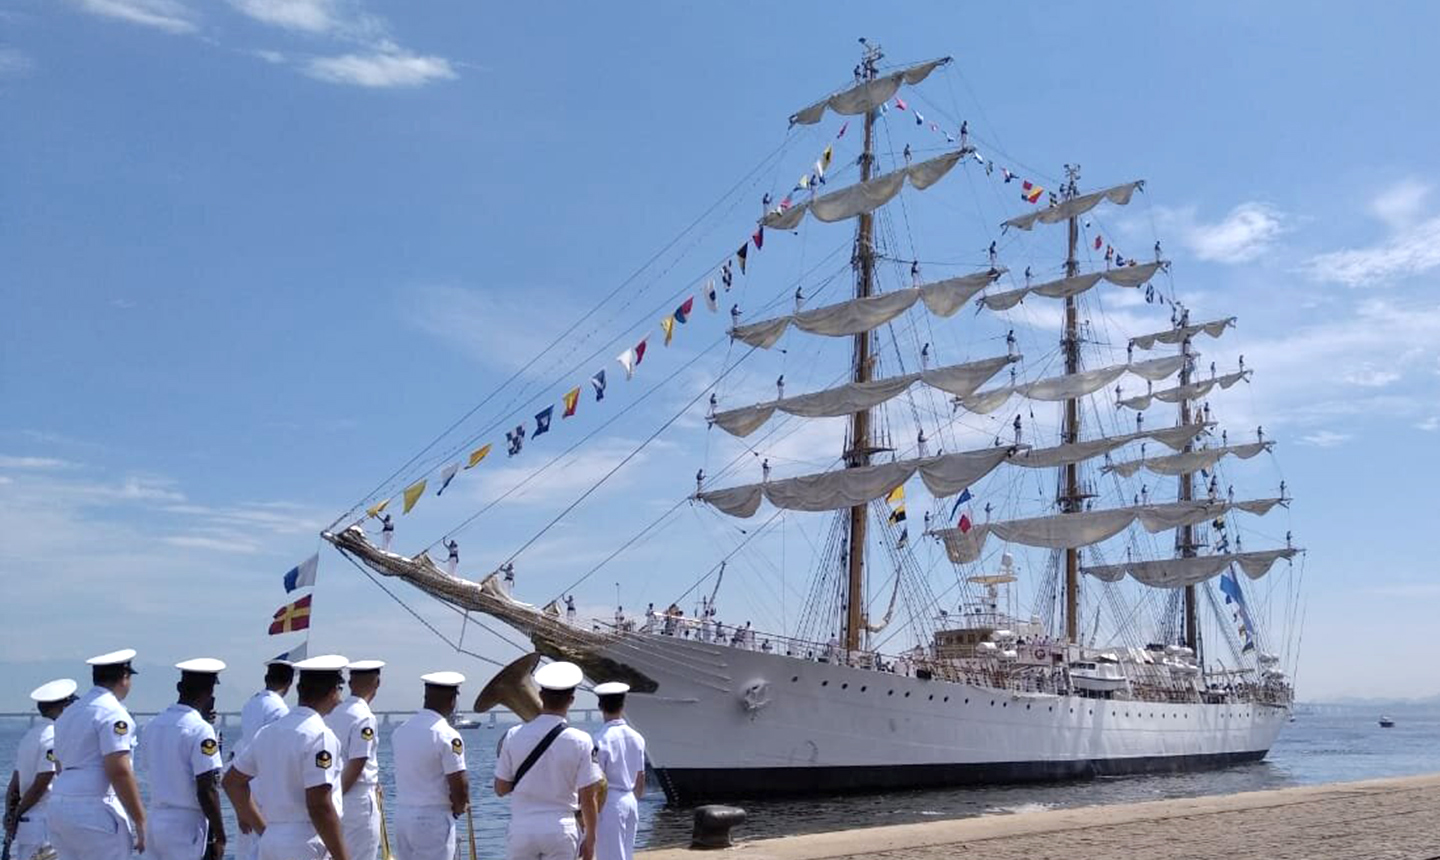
[51,687,136,797]
[494,714,602,833]
[390,709,465,808]
[138,704,222,810]
[13,719,57,816]
[238,690,289,757]
[231,706,341,824]
[322,696,379,793]
[593,719,645,793]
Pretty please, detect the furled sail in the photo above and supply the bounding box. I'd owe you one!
[731,268,1003,349]
[978,261,1167,311]
[1008,423,1208,469]
[1082,548,1300,587]
[1105,441,1273,478]
[932,498,1286,563]
[956,355,1187,414]
[762,150,967,230]
[1001,182,1144,232]
[789,58,951,126]
[1129,317,1237,351]
[696,445,1015,518]
[711,355,1016,438]
[1117,370,1251,410]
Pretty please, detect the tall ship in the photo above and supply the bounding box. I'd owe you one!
[323,44,1303,803]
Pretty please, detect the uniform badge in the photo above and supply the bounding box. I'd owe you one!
[315,750,333,769]
[360,726,375,741]
[46,749,56,763]
[451,738,464,755]
[201,738,219,756]
[113,720,129,736]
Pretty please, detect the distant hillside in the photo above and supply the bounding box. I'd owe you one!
[1302,691,1440,708]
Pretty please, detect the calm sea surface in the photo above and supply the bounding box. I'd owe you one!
[3,705,1435,857]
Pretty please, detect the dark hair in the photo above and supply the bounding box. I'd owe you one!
[92,664,129,686]
[296,671,342,704]
[265,664,296,688]
[597,693,625,714]
[177,673,217,700]
[38,700,69,719]
[539,687,574,710]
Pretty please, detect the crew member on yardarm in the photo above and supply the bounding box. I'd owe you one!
[232,657,293,860]
[48,648,147,860]
[323,660,384,860]
[494,661,604,860]
[4,678,78,860]
[222,654,351,860]
[138,658,228,860]
[390,671,469,860]
[591,682,646,860]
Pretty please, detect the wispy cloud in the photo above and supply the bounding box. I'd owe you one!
[162,534,264,554]
[226,0,371,36]
[0,455,77,469]
[1298,430,1350,448]
[1156,202,1288,263]
[303,47,455,88]
[1418,416,1440,432]
[75,0,197,34]
[0,47,33,78]
[1304,180,1440,287]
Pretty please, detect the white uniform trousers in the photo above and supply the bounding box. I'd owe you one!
[340,786,381,860]
[11,805,50,860]
[48,795,133,860]
[595,792,638,860]
[146,807,208,860]
[395,806,456,860]
[234,829,259,860]
[506,818,579,860]
[256,821,327,860]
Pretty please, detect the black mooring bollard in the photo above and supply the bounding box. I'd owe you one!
[691,804,746,849]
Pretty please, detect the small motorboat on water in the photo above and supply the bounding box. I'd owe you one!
[451,715,481,730]
[1379,716,1395,728]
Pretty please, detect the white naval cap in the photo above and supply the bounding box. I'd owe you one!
[86,648,138,669]
[533,661,583,691]
[293,654,350,672]
[420,671,466,688]
[593,681,630,696]
[347,660,386,672]
[30,679,78,703]
[265,657,294,667]
[175,657,227,675]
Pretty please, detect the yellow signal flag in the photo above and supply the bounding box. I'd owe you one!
[402,478,428,514]
[661,315,676,346]
[365,498,390,518]
[465,443,492,469]
[885,484,905,507]
[562,387,581,418]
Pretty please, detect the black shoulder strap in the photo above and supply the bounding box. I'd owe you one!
[512,721,568,787]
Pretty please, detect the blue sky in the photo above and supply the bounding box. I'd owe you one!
[2,1,1437,709]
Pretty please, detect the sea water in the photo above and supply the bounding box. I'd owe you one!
[2,706,1434,856]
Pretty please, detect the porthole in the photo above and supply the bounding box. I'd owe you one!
[964,698,969,704]
[904,691,911,698]
[928,694,934,701]
[791,676,798,683]
[943,696,949,702]
[1069,708,1074,714]
[1025,704,1031,710]
[1089,710,1093,715]
[860,686,867,693]
[1002,702,1008,708]
[821,680,829,687]
[887,690,894,696]
[990,701,995,707]
[841,683,848,690]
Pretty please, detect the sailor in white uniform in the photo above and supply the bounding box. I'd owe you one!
[390,671,468,860]
[222,655,350,860]
[591,683,645,860]
[323,660,384,860]
[5,678,78,860]
[233,658,293,860]
[494,661,604,860]
[138,658,227,860]
[49,648,147,860]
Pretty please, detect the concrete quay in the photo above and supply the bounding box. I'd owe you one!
[641,773,1440,860]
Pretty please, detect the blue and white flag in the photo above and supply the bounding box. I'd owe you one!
[435,462,460,496]
[273,641,308,663]
[590,369,607,402]
[282,553,318,593]
[534,406,553,437]
[1219,569,1257,653]
[948,488,973,521]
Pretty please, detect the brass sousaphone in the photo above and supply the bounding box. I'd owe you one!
[475,651,544,721]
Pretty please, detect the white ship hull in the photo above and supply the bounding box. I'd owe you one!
[602,633,1287,803]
